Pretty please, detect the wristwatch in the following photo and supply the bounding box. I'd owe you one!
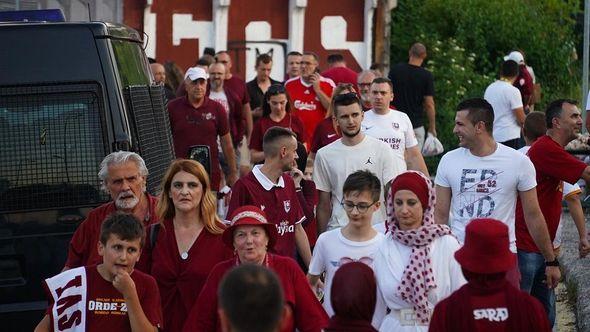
[545,258,560,267]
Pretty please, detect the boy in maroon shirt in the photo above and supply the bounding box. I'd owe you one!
[35,213,162,332]
[228,126,312,266]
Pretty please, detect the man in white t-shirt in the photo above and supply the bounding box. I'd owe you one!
[308,170,385,328]
[314,93,401,233]
[362,77,429,175]
[434,98,559,288]
[483,60,525,149]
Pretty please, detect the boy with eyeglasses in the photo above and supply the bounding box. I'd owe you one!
[308,170,386,328]
[313,92,401,233]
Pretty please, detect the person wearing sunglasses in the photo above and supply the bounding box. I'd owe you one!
[313,92,401,233]
[308,170,386,328]
[249,84,307,164]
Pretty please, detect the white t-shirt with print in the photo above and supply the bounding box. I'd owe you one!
[435,144,536,252]
[484,80,523,142]
[362,109,418,164]
[313,135,403,229]
[209,91,230,116]
[308,228,385,328]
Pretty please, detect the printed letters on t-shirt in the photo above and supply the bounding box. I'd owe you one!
[458,169,502,218]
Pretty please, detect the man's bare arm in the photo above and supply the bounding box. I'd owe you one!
[316,191,332,234]
[424,96,436,136]
[519,188,560,288]
[434,185,451,225]
[405,146,429,176]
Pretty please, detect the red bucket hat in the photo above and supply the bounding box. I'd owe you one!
[222,205,278,250]
[454,218,516,274]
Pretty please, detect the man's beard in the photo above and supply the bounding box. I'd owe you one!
[115,190,140,210]
[341,127,361,138]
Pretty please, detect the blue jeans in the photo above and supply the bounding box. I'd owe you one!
[517,250,555,327]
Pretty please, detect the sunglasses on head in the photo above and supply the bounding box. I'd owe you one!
[333,92,360,103]
[267,84,286,95]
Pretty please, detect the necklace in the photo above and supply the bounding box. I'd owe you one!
[181,252,189,260]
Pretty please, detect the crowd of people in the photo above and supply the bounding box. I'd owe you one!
[34,43,590,332]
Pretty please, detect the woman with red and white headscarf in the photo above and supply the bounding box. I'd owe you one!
[372,171,466,331]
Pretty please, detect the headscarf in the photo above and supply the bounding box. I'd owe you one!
[324,262,377,332]
[385,171,452,324]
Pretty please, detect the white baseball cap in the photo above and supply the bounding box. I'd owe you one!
[503,51,525,65]
[184,66,209,81]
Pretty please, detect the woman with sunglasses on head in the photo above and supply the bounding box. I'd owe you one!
[249,84,307,163]
[372,171,466,331]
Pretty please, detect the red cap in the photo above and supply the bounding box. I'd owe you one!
[454,218,516,274]
[222,206,278,250]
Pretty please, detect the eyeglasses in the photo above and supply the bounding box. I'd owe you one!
[358,83,372,88]
[333,92,360,104]
[267,84,286,95]
[341,200,378,213]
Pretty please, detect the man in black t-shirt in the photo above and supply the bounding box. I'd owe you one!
[388,43,436,149]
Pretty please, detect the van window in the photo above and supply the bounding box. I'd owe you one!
[111,39,151,87]
[0,84,109,212]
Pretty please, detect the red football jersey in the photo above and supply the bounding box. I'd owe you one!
[285,77,334,147]
[228,167,305,258]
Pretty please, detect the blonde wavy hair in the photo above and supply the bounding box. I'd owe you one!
[157,159,224,235]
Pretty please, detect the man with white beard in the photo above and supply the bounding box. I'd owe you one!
[63,151,159,270]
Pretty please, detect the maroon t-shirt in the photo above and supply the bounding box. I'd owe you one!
[45,265,162,332]
[228,170,305,258]
[167,96,229,191]
[310,117,340,153]
[183,254,328,332]
[515,135,586,252]
[249,114,306,151]
[65,195,159,268]
[321,66,358,86]
[136,219,233,332]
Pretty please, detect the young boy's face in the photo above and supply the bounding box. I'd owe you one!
[98,234,142,278]
[342,190,380,227]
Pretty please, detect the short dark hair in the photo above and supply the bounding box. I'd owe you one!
[262,84,291,117]
[262,126,296,156]
[196,55,215,67]
[256,53,273,67]
[219,264,284,332]
[545,99,578,129]
[501,60,519,78]
[409,43,427,58]
[287,51,302,57]
[333,92,362,116]
[327,53,344,64]
[523,111,547,141]
[456,98,495,134]
[371,77,393,92]
[99,212,145,247]
[343,170,381,202]
[302,51,319,62]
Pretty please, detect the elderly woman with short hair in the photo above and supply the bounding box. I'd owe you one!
[183,205,328,332]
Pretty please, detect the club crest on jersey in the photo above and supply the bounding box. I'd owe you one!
[392,122,399,129]
[283,200,291,213]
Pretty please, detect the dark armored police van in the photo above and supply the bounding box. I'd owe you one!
[0,10,175,330]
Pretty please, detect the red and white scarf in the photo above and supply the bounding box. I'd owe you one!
[44,267,88,332]
[385,171,452,324]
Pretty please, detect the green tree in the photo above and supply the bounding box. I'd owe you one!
[390,0,581,173]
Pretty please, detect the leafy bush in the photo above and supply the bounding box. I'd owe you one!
[390,0,581,173]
